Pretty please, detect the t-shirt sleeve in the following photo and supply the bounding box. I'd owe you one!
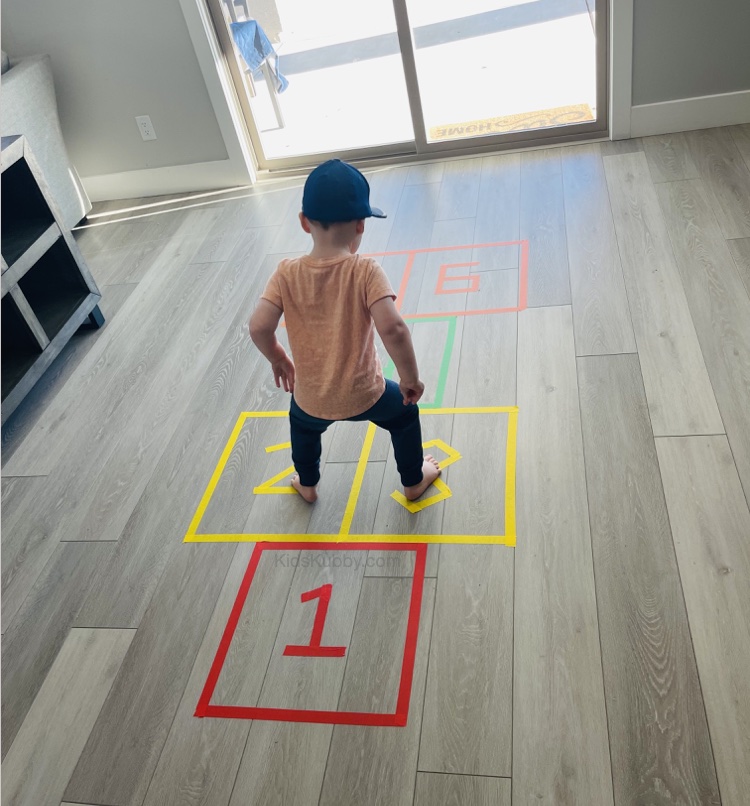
[260,266,284,311]
[365,259,396,309]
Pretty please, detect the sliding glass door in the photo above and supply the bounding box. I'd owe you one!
[207,0,607,169]
[404,0,603,147]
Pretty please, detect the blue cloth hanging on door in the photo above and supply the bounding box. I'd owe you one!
[231,20,289,93]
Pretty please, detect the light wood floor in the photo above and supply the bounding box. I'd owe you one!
[3,126,750,806]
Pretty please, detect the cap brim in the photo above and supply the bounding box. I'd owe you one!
[369,206,387,218]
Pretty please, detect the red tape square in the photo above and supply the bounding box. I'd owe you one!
[195,542,427,727]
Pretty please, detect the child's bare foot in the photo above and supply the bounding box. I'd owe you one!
[291,475,318,503]
[404,455,441,501]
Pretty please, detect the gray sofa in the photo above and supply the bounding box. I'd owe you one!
[1,52,91,228]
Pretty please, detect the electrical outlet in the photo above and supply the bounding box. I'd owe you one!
[135,115,157,141]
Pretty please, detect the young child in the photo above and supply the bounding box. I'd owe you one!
[249,158,441,503]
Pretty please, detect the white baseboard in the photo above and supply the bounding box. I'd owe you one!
[630,89,750,138]
[81,159,252,202]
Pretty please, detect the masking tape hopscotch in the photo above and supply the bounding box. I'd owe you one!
[184,407,517,546]
[390,438,463,513]
[253,442,295,494]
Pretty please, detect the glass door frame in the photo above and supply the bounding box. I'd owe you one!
[206,0,609,172]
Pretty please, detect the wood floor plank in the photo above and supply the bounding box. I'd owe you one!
[267,190,313,255]
[1,628,134,806]
[4,229,225,477]
[0,262,220,572]
[202,416,317,538]
[685,126,750,239]
[411,315,464,407]
[326,419,389,463]
[455,310,516,406]
[472,153,520,271]
[561,143,637,356]
[140,206,220,245]
[577,354,721,805]
[514,306,613,805]
[416,218,475,316]
[656,179,750,504]
[229,721,334,806]
[75,253,286,629]
[385,183,441,252]
[603,151,723,436]
[228,548,367,806]
[371,416,453,578]
[85,215,206,286]
[441,410,510,541]
[2,232,276,643]
[62,231,274,543]
[1,282,136,465]
[414,772,511,806]
[64,543,236,806]
[73,216,151,258]
[418,545,512,776]
[1,475,55,634]
[405,161,445,185]
[251,546,366,710]
[318,577,436,806]
[191,197,257,263]
[434,158,482,221]
[360,463,427,578]
[305,462,359,534]
[244,184,301,229]
[643,133,700,183]
[730,123,750,172]
[655,435,750,806]
[359,166,410,254]
[519,148,571,307]
[727,236,750,298]
[142,544,293,806]
[1,542,114,757]
[599,138,643,156]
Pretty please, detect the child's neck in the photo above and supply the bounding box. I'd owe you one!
[308,244,355,260]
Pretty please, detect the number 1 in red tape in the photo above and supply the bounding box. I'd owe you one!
[283,583,346,658]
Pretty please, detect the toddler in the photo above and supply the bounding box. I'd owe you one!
[249,159,440,503]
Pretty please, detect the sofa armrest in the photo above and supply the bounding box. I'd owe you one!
[1,55,92,228]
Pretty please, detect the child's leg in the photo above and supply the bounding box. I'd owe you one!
[351,380,441,498]
[289,398,331,502]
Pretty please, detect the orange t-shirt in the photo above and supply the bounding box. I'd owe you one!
[261,253,396,420]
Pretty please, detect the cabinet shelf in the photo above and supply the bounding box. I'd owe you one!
[1,156,56,266]
[1,293,43,400]
[1,135,104,423]
[18,237,91,340]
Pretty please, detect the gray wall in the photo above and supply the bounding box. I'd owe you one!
[1,0,228,178]
[633,0,750,105]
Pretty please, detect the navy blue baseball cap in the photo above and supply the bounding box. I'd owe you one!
[302,159,386,222]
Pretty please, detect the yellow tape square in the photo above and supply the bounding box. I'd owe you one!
[184,407,517,546]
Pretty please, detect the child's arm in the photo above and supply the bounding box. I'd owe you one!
[249,299,295,393]
[370,297,424,404]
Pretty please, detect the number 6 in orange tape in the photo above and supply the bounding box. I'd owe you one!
[283,583,347,658]
[435,262,480,295]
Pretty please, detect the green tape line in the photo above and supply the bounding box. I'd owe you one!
[383,316,457,410]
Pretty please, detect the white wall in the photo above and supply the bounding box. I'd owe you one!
[1,0,241,194]
[617,0,750,138]
[632,0,750,106]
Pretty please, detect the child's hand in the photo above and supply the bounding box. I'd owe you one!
[272,356,296,393]
[399,379,424,405]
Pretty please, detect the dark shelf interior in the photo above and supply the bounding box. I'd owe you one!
[2,293,43,401]
[18,238,90,340]
[1,158,56,266]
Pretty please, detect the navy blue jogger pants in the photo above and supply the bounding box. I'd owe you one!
[289,380,424,488]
